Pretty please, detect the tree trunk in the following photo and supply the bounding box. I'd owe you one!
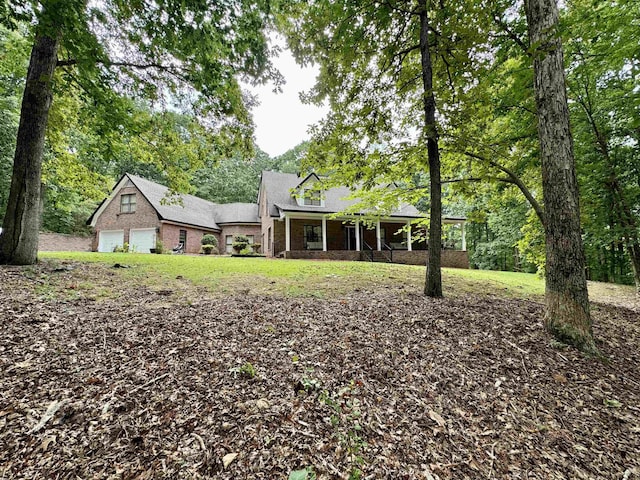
[525,0,595,353]
[419,2,443,298]
[0,32,59,265]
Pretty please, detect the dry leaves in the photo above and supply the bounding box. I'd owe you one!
[0,262,639,479]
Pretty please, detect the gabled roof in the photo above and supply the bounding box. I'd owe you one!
[259,170,424,219]
[212,203,260,224]
[127,174,222,230]
[88,174,262,230]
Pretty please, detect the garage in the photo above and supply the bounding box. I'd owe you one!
[98,230,124,253]
[129,228,156,253]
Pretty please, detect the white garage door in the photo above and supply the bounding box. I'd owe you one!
[98,230,124,253]
[129,228,156,253]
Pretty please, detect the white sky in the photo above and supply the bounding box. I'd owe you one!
[245,43,328,158]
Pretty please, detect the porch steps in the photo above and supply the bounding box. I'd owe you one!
[361,251,392,263]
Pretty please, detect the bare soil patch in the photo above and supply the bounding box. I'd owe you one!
[1,262,639,479]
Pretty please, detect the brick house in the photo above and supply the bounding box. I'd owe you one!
[88,171,469,268]
[87,174,260,254]
[258,171,469,268]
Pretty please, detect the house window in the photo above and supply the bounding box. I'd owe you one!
[179,230,187,246]
[304,225,322,250]
[268,227,272,252]
[225,235,233,253]
[303,189,322,206]
[120,194,136,213]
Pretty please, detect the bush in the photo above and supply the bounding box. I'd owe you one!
[155,239,164,254]
[113,242,130,253]
[201,234,218,247]
[232,234,250,253]
[251,243,261,253]
[200,244,218,255]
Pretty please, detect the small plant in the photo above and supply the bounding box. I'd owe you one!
[319,382,368,476]
[200,244,218,255]
[155,239,164,254]
[230,362,256,379]
[232,234,250,253]
[113,242,130,253]
[239,246,253,255]
[201,234,218,247]
[251,242,261,253]
[288,466,317,480]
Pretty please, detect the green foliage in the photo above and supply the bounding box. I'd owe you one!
[201,234,218,247]
[230,362,256,379]
[232,235,250,253]
[192,143,304,204]
[288,467,316,480]
[319,382,367,477]
[155,239,164,254]
[113,242,130,253]
[200,244,218,255]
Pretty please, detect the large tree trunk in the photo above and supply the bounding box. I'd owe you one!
[525,0,595,352]
[420,2,443,298]
[0,32,59,265]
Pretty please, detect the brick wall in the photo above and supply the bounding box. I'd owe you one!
[220,224,262,253]
[160,223,220,254]
[39,233,92,252]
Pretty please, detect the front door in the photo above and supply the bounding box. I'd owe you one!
[345,226,363,250]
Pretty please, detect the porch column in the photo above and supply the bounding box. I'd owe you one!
[376,220,382,251]
[355,220,361,251]
[285,216,291,251]
[322,216,327,252]
[406,220,412,251]
[461,221,466,251]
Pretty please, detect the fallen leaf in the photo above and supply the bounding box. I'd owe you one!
[222,452,238,469]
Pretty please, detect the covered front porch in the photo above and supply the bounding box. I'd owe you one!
[272,213,468,267]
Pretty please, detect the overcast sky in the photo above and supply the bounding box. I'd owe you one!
[245,42,328,158]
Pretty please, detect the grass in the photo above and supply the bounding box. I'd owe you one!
[40,251,549,299]
[39,251,637,303]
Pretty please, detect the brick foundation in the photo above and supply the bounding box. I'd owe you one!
[284,250,362,261]
[282,249,469,268]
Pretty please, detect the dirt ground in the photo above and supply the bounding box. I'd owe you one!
[0,262,639,479]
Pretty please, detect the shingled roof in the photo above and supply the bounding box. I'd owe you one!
[259,171,424,219]
[127,174,222,230]
[212,203,260,224]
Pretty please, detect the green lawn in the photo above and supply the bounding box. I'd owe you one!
[40,251,549,299]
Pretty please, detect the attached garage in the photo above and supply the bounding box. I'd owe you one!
[98,230,124,253]
[129,228,156,253]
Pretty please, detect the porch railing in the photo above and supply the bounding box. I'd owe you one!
[362,242,374,262]
[382,242,393,263]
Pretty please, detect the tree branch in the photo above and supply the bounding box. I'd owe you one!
[492,15,530,56]
[463,150,545,226]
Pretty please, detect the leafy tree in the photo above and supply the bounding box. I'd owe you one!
[564,0,640,292]
[0,0,277,264]
[279,0,490,297]
[525,0,595,352]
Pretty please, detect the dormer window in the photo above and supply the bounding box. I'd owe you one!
[303,189,322,206]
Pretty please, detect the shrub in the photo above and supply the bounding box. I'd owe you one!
[251,243,261,253]
[113,242,130,253]
[200,244,218,255]
[232,234,250,253]
[201,234,218,247]
[155,239,164,254]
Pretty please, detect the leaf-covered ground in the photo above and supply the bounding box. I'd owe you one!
[1,261,638,479]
